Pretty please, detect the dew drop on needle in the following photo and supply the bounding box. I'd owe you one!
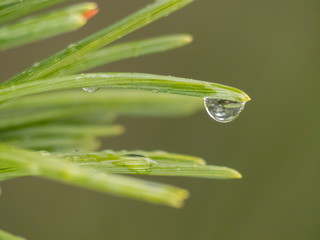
[83,86,100,93]
[204,98,246,123]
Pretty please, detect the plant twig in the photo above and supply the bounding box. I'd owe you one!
[0,143,189,207]
[0,0,68,24]
[58,150,242,179]
[4,0,194,84]
[0,3,98,51]
[0,229,26,240]
[0,90,203,128]
[55,34,193,76]
[0,73,250,103]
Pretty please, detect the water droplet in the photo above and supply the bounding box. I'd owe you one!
[204,98,246,123]
[113,154,157,175]
[67,43,76,49]
[83,86,100,93]
[33,62,40,67]
[152,90,158,94]
[39,150,50,156]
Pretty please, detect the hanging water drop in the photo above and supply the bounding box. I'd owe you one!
[83,86,100,93]
[204,98,246,123]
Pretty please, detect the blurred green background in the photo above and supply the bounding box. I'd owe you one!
[1,0,320,239]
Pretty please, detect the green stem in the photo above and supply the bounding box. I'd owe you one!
[4,135,101,151]
[58,150,242,179]
[0,3,97,51]
[1,124,124,138]
[0,0,68,24]
[55,34,193,76]
[0,73,250,103]
[5,0,194,84]
[0,229,26,240]
[0,90,202,129]
[1,124,124,151]
[0,0,22,8]
[0,143,189,207]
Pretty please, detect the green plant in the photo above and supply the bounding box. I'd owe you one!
[0,0,250,239]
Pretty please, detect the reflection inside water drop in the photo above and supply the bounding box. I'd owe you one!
[83,86,100,93]
[204,98,246,123]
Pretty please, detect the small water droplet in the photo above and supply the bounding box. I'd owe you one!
[113,154,157,175]
[33,62,40,67]
[39,150,50,156]
[67,43,76,49]
[83,86,100,93]
[204,98,246,123]
[152,90,158,94]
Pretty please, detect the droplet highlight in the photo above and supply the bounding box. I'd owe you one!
[204,98,246,123]
[83,86,100,93]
